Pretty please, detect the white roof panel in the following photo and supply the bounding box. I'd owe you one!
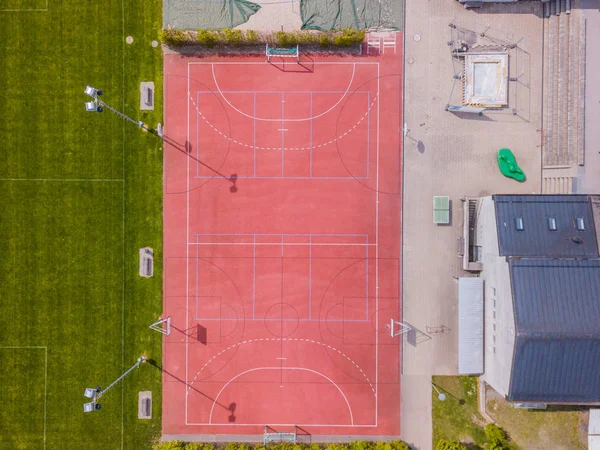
[458,277,484,374]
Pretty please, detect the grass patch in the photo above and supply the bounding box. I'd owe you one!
[0,347,46,449]
[0,0,47,11]
[0,0,163,448]
[433,377,582,450]
[432,376,486,448]
[487,396,582,450]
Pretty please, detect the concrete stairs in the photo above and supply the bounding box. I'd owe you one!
[542,0,586,187]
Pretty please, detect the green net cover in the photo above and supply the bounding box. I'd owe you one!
[300,0,401,31]
[164,0,261,30]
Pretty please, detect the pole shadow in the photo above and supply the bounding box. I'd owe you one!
[147,358,237,421]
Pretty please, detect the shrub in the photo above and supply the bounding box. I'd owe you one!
[319,33,332,47]
[245,29,260,44]
[196,29,218,47]
[275,31,298,47]
[222,28,245,46]
[153,441,186,450]
[185,444,216,450]
[349,441,371,450]
[435,440,468,450]
[159,29,189,47]
[295,31,319,45]
[484,423,506,444]
[389,442,409,450]
[333,29,365,47]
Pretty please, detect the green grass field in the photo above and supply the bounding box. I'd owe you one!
[0,0,163,448]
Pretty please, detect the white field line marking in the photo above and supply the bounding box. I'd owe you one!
[0,178,123,182]
[188,337,375,395]
[44,347,47,450]
[207,367,354,425]
[189,92,377,151]
[0,346,48,448]
[210,63,356,122]
[120,0,125,446]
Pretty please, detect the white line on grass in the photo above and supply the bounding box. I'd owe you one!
[0,178,123,182]
[120,0,126,447]
[44,347,47,450]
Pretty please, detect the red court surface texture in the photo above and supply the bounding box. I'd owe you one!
[163,37,403,437]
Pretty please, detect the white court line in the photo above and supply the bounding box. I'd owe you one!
[183,61,384,428]
[189,337,375,395]
[185,61,191,426]
[0,178,123,182]
[190,62,379,65]
[0,346,48,449]
[210,63,356,122]
[189,242,376,247]
[207,367,354,425]
[190,91,377,151]
[375,62,380,427]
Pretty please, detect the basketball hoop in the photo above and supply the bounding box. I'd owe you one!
[388,318,411,337]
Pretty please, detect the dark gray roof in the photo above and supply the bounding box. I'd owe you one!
[494,195,599,258]
[508,259,600,403]
[509,336,600,403]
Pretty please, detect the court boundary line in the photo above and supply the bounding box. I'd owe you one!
[206,367,354,426]
[0,346,48,449]
[183,60,387,429]
[210,63,357,123]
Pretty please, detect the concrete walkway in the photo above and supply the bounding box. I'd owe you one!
[401,1,543,448]
[578,0,600,193]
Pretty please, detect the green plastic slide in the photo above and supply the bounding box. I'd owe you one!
[497,148,526,182]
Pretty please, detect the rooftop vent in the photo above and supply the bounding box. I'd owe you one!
[576,217,585,231]
[515,217,524,231]
[548,217,557,231]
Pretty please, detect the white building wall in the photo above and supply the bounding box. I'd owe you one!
[478,196,515,398]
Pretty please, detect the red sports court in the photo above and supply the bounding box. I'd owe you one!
[162,35,403,437]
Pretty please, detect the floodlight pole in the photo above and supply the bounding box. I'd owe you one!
[97,100,147,130]
[84,86,147,130]
[97,356,147,400]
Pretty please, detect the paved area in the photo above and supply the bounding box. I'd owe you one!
[577,0,600,193]
[402,1,543,448]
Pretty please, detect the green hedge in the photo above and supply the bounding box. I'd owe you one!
[153,441,410,450]
[159,29,365,49]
